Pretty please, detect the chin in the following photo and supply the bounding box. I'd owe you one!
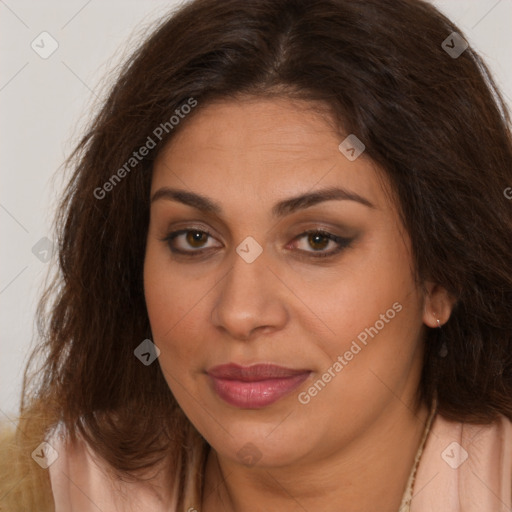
[207,423,310,468]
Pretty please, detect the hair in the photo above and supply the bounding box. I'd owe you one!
[9,0,512,507]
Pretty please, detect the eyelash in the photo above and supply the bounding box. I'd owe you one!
[161,228,352,259]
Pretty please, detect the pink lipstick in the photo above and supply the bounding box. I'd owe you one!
[207,363,311,408]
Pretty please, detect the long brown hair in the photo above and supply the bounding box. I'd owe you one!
[14,0,512,502]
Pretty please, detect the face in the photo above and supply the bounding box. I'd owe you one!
[144,97,435,468]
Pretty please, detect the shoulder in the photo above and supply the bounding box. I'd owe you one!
[441,412,512,461]
[46,422,184,511]
[0,422,55,512]
[0,417,185,512]
[412,412,512,510]
[433,412,512,474]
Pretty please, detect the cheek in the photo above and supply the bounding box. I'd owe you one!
[143,254,217,436]
[318,234,417,345]
[310,233,423,394]
[143,241,219,382]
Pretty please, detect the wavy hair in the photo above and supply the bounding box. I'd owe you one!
[11,0,512,507]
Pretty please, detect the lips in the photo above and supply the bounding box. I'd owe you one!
[208,363,310,381]
[207,363,311,408]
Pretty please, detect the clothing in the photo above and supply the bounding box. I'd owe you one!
[47,410,512,511]
[409,412,512,511]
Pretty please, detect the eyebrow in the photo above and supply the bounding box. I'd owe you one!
[150,185,375,218]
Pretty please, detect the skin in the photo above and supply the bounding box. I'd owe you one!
[143,97,455,512]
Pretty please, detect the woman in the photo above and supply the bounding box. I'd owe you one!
[1,0,511,510]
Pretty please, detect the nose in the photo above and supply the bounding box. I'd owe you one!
[210,247,289,341]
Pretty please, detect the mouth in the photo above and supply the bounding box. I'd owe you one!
[206,363,311,409]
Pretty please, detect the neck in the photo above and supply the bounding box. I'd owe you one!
[202,398,431,512]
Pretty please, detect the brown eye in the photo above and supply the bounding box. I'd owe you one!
[307,232,330,251]
[162,228,352,259]
[186,230,209,248]
[163,228,220,254]
[290,230,353,258]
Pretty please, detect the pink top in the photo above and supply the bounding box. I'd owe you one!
[47,410,512,511]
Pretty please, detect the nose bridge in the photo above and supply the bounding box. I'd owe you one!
[210,240,288,339]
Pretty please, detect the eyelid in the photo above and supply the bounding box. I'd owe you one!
[160,226,220,253]
[161,226,353,258]
[287,229,352,258]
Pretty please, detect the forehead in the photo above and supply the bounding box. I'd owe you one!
[151,97,391,211]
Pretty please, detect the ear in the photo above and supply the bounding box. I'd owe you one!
[422,281,457,328]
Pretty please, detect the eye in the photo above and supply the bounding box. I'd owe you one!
[162,228,220,254]
[162,227,352,259]
[288,230,352,258]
